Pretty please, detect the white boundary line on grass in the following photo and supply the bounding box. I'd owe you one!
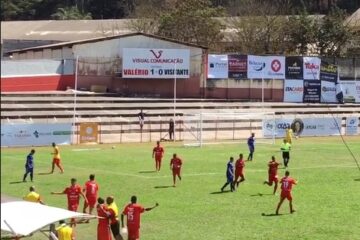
[72,148,101,152]
[1,155,357,179]
[69,164,357,179]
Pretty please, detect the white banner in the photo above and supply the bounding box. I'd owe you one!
[207,55,228,79]
[303,57,321,80]
[283,80,304,102]
[266,56,285,79]
[345,117,359,135]
[321,81,337,103]
[263,117,341,137]
[247,55,285,79]
[122,48,190,78]
[1,123,72,147]
[340,80,360,103]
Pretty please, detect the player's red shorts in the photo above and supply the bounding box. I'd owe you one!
[52,158,61,165]
[127,227,140,240]
[68,203,79,212]
[172,168,181,176]
[98,224,112,240]
[84,196,97,208]
[155,157,162,162]
[235,171,244,180]
[281,191,292,201]
[268,174,278,184]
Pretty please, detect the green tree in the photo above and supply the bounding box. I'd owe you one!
[1,0,42,20]
[87,0,135,19]
[126,0,167,34]
[156,0,225,48]
[229,0,290,54]
[286,6,319,55]
[315,6,354,56]
[51,6,92,20]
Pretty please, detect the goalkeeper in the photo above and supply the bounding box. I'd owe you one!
[285,126,294,144]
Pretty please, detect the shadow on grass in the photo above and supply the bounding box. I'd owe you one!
[262,212,292,217]
[38,172,52,175]
[154,185,174,189]
[9,181,25,184]
[261,213,283,217]
[210,190,232,194]
[139,170,157,174]
[354,178,360,182]
[250,193,273,197]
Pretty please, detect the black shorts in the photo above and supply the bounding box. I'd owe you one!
[282,152,290,159]
[110,221,120,237]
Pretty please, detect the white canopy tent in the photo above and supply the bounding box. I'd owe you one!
[1,200,96,238]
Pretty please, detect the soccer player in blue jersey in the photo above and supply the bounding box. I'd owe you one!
[23,149,35,182]
[247,133,255,161]
[221,157,235,192]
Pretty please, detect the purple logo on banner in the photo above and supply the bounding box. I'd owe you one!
[228,55,247,79]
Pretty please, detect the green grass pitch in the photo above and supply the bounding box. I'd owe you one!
[1,136,360,240]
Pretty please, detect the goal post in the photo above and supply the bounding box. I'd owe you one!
[182,111,276,147]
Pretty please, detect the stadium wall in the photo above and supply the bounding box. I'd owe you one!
[1,75,75,92]
[1,59,75,92]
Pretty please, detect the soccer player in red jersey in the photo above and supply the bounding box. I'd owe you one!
[264,156,281,195]
[170,153,183,187]
[152,141,164,171]
[51,178,88,226]
[276,171,297,215]
[121,196,158,240]
[82,174,99,215]
[97,197,112,240]
[234,153,245,188]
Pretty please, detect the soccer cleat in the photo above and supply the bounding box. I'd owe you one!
[291,210,296,214]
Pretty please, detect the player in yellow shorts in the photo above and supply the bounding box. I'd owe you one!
[285,126,293,144]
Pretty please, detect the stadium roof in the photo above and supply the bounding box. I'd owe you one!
[6,32,208,54]
[1,16,327,43]
[1,197,95,237]
[1,19,134,42]
[345,8,360,30]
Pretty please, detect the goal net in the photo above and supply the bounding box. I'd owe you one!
[182,111,276,147]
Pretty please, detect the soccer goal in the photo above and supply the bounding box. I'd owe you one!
[182,111,276,147]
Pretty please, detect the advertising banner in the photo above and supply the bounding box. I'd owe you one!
[1,123,72,147]
[303,57,321,80]
[247,55,267,79]
[285,56,303,79]
[207,54,228,79]
[266,56,285,79]
[247,55,285,79]
[283,80,304,102]
[122,48,190,78]
[303,80,321,103]
[320,61,337,82]
[340,80,360,103]
[228,54,247,79]
[263,117,342,137]
[345,117,359,135]
[79,123,98,143]
[321,80,337,103]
